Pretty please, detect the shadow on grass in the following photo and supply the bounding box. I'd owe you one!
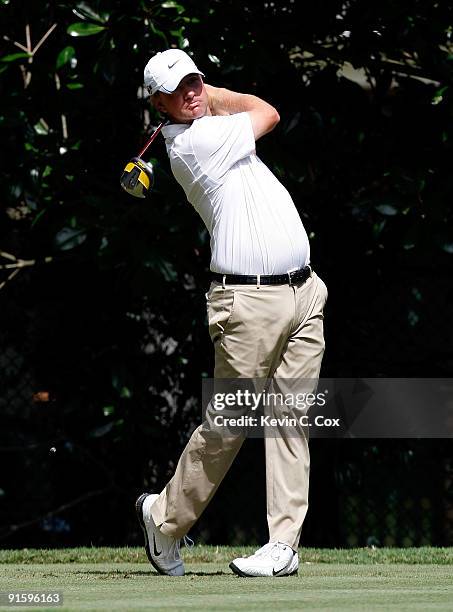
[66,570,231,577]
[185,571,231,576]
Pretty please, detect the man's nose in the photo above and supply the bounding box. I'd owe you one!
[183,86,196,99]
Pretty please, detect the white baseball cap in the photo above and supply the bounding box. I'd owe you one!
[144,49,204,95]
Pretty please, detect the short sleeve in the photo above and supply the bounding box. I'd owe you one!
[191,113,256,180]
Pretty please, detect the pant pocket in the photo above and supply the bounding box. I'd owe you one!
[316,276,328,307]
[205,281,216,303]
[207,288,236,344]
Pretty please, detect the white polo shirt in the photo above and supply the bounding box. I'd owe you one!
[161,112,310,275]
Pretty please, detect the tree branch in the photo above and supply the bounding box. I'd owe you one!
[0,250,53,290]
[0,486,112,541]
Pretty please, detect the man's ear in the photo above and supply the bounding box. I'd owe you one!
[151,92,166,114]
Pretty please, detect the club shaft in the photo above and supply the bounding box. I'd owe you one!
[137,122,165,158]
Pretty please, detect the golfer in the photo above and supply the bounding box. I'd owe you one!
[136,49,328,577]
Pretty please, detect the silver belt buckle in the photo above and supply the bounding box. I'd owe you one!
[287,271,293,286]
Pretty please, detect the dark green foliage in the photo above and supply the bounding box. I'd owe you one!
[0,1,452,547]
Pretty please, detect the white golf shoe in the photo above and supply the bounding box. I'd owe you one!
[135,493,185,576]
[229,541,298,577]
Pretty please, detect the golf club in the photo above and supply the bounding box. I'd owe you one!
[120,121,166,198]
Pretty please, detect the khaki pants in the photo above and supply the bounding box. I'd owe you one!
[151,270,328,549]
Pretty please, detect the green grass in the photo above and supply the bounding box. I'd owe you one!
[0,548,452,611]
[1,545,452,565]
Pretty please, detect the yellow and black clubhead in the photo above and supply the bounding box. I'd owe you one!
[120,122,165,198]
[120,157,154,198]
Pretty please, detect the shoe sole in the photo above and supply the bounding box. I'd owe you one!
[229,561,298,577]
[135,493,166,576]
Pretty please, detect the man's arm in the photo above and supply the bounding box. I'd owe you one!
[204,84,280,141]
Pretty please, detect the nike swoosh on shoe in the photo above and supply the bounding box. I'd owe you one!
[272,551,298,576]
[153,533,162,557]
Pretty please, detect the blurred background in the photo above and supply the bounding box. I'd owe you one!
[0,0,452,549]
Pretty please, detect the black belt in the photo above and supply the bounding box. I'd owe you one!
[211,265,312,286]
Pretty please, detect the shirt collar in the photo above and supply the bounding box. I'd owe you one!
[161,122,191,140]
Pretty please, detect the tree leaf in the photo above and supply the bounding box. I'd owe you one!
[30,209,47,228]
[89,422,114,438]
[55,227,87,251]
[67,22,106,37]
[158,258,177,282]
[0,52,32,62]
[33,120,49,135]
[72,3,109,24]
[56,46,75,70]
[376,204,398,216]
[208,54,220,65]
[161,1,185,13]
[120,386,132,398]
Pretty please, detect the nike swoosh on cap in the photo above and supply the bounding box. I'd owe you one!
[168,59,180,69]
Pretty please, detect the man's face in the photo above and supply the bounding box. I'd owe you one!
[152,73,211,123]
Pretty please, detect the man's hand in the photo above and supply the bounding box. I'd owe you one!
[204,83,280,140]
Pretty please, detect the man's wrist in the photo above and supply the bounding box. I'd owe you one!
[205,84,229,116]
[210,88,264,115]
